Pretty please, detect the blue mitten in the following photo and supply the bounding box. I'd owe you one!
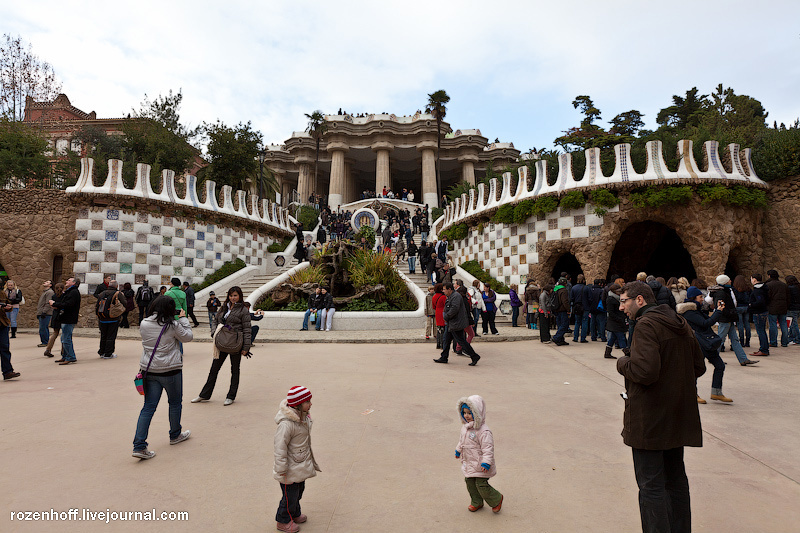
[455,450,461,458]
[481,463,491,471]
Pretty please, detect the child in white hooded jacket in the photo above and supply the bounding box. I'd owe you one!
[455,394,503,513]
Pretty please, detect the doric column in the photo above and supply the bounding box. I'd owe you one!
[297,162,312,205]
[372,141,393,196]
[326,141,348,210]
[418,142,438,207]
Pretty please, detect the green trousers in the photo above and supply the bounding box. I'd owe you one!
[465,477,502,507]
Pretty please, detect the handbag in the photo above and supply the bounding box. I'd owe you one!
[135,323,169,395]
[214,311,243,353]
[695,329,723,353]
[309,311,317,324]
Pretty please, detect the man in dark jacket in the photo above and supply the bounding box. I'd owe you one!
[96,280,127,359]
[617,281,705,533]
[551,277,571,346]
[765,269,789,348]
[50,276,81,365]
[710,275,752,366]
[0,289,20,380]
[93,274,111,300]
[182,282,200,327]
[646,275,676,310]
[300,287,323,331]
[589,279,607,342]
[570,275,588,343]
[434,283,480,366]
[748,273,771,357]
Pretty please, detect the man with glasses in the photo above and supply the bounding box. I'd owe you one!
[617,281,705,533]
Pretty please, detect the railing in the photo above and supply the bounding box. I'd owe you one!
[66,157,292,232]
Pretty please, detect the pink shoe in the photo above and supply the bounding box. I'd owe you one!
[492,495,503,513]
[468,504,483,512]
[276,521,299,532]
[295,514,307,523]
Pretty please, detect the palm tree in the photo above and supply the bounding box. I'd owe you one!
[304,110,327,202]
[425,90,450,205]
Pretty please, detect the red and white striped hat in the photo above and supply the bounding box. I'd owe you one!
[287,386,312,407]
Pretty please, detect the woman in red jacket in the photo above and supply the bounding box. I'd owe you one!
[432,283,447,350]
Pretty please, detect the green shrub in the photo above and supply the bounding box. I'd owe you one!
[559,190,586,209]
[513,199,536,223]
[697,184,768,209]
[431,206,444,221]
[752,126,800,182]
[296,205,320,229]
[533,196,558,216]
[190,258,246,292]
[288,264,327,286]
[630,185,693,208]
[338,298,398,312]
[345,249,416,310]
[440,223,468,242]
[460,260,510,294]
[255,297,278,311]
[267,236,293,253]
[355,225,376,249]
[589,188,619,208]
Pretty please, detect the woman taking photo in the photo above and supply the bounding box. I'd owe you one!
[4,280,22,338]
[193,286,251,406]
[132,296,193,460]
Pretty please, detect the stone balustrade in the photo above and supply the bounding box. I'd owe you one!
[437,140,766,232]
[66,157,292,232]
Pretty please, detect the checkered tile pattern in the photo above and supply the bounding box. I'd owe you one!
[72,208,275,294]
[452,204,617,287]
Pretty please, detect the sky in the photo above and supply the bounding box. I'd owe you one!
[4,0,800,154]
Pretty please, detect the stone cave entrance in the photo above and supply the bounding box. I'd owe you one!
[551,253,584,284]
[608,222,697,282]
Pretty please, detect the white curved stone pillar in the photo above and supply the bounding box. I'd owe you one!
[297,163,311,205]
[375,148,391,196]
[328,148,346,210]
[421,148,437,207]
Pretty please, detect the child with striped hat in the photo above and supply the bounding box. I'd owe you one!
[273,386,320,532]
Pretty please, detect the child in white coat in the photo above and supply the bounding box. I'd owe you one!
[455,395,503,513]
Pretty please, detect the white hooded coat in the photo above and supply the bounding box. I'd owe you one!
[455,395,497,478]
[273,399,321,484]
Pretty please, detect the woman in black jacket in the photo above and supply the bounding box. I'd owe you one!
[193,286,251,406]
[676,286,732,404]
[604,283,627,359]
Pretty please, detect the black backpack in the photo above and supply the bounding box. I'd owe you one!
[548,289,560,311]
[97,291,123,320]
[139,286,154,303]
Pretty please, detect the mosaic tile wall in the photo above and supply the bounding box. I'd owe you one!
[452,204,618,287]
[72,208,276,295]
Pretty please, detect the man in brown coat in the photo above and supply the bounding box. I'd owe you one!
[617,281,705,533]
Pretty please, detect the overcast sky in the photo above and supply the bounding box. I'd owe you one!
[5,0,799,153]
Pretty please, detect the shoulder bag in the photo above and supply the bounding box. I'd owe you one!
[135,323,169,395]
[214,310,243,353]
[695,329,723,353]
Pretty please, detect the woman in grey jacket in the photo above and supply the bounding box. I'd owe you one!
[193,286,251,406]
[132,296,194,460]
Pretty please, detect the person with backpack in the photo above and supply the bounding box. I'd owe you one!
[589,279,608,342]
[136,281,155,325]
[551,277,571,346]
[710,275,755,366]
[96,280,127,359]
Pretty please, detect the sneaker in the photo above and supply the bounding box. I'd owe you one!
[191,397,209,403]
[492,495,503,513]
[224,398,234,406]
[468,504,483,512]
[294,514,307,523]
[276,521,299,533]
[132,448,156,460]
[102,353,118,359]
[37,343,47,347]
[710,394,733,403]
[492,332,500,336]
[170,430,191,445]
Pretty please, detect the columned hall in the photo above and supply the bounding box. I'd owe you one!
[264,112,520,209]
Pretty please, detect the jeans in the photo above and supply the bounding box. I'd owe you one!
[736,306,751,345]
[98,320,120,356]
[591,312,607,341]
[573,312,586,341]
[302,309,316,330]
[473,308,481,332]
[632,447,691,533]
[8,307,19,327]
[553,311,569,342]
[788,310,800,343]
[133,371,183,451]
[703,348,725,390]
[768,313,789,347]
[38,315,51,344]
[511,306,520,326]
[753,312,769,354]
[420,231,428,243]
[276,481,305,524]
[408,256,416,273]
[607,331,627,349]
[0,325,13,374]
[60,323,77,361]
[208,311,216,333]
[199,351,242,400]
[717,322,747,364]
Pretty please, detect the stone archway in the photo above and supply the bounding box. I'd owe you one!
[608,221,697,282]
[551,253,584,283]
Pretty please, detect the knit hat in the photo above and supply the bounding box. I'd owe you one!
[287,386,312,407]
[686,286,703,300]
[716,274,731,286]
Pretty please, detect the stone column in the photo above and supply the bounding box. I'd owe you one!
[344,161,354,205]
[419,145,438,207]
[372,141,393,196]
[327,142,348,210]
[462,161,476,186]
[297,163,311,205]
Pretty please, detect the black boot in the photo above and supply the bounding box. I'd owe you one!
[11,327,16,338]
[604,345,617,359]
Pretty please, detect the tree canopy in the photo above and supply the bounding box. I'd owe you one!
[202,120,270,195]
[0,34,62,122]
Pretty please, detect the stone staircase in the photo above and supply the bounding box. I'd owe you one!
[193,266,293,330]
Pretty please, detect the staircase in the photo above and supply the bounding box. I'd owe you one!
[192,266,293,331]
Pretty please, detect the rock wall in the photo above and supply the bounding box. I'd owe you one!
[762,176,800,277]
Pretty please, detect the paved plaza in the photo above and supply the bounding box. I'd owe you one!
[2,330,799,532]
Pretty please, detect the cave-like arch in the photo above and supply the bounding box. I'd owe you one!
[608,221,696,281]
[551,253,584,284]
